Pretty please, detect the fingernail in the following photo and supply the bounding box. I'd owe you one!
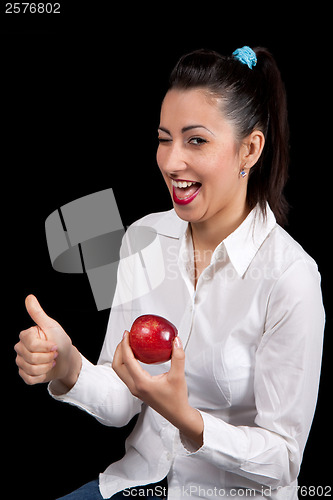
[52,360,56,368]
[174,336,182,349]
[53,351,58,359]
[51,345,58,352]
[123,330,129,340]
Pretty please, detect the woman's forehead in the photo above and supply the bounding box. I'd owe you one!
[159,88,232,135]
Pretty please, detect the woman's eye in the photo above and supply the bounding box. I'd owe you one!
[189,137,207,145]
[158,137,171,144]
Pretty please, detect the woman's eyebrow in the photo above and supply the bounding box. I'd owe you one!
[158,126,171,135]
[181,125,215,135]
[158,125,215,136]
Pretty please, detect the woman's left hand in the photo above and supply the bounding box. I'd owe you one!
[112,331,203,447]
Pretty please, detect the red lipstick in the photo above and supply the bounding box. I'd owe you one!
[172,183,202,205]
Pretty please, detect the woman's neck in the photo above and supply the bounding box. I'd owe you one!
[190,201,250,253]
[189,202,250,289]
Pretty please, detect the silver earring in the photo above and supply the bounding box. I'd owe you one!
[240,168,247,178]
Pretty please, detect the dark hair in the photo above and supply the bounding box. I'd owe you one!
[168,48,289,226]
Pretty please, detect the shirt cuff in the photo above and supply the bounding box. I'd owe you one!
[48,354,142,427]
[48,354,90,400]
[179,408,204,454]
[179,410,247,471]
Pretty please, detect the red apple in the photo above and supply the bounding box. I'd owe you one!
[129,314,178,364]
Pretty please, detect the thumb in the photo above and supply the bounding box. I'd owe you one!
[169,336,185,379]
[25,294,59,331]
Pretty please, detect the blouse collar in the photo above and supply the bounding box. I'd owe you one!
[153,203,276,277]
[222,204,276,277]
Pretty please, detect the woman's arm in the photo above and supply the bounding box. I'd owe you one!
[112,332,204,446]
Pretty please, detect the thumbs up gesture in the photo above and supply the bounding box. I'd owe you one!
[15,295,80,387]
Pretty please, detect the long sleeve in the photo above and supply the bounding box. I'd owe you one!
[180,258,325,488]
[49,355,142,427]
[48,228,143,427]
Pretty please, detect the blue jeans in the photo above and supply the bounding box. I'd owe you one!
[57,478,168,499]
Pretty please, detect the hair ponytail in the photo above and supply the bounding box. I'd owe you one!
[169,47,290,226]
[248,47,289,226]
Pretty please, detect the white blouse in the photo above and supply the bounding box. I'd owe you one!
[49,204,325,499]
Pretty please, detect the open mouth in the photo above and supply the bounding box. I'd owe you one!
[171,179,202,205]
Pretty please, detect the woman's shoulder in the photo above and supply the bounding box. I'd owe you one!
[265,223,320,278]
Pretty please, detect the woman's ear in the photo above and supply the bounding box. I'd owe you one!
[240,130,265,170]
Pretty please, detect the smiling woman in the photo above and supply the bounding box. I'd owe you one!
[157,88,264,240]
[163,48,289,227]
[14,47,325,500]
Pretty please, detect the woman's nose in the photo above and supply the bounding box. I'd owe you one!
[158,143,188,176]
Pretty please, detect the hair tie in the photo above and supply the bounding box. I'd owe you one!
[232,46,257,69]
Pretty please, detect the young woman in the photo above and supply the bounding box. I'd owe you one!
[15,47,325,499]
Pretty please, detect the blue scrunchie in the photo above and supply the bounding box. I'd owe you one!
[232,46,257,69]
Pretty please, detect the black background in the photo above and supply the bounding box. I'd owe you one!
[2,4,331,499]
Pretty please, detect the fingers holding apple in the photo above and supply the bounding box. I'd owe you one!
[113,327,187,406]
[112,313,180,395]
[114,314,183,398]
[112,313,186,405]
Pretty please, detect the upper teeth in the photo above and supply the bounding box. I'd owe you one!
[172,180,196,188]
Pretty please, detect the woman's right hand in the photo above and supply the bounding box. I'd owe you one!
[14,295,81,388]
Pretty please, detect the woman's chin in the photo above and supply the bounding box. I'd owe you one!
[173,204,206,224]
